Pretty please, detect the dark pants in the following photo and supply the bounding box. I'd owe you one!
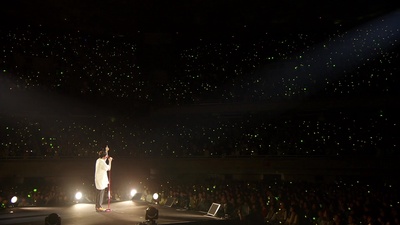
[95,188,105,208]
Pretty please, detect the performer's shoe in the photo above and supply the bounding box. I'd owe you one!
[96,207,106,212]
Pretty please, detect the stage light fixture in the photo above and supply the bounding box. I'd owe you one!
[45,213,61,225]
[152,193,159,201]
[75,191,83,200]
[145,206,158,222]
[130,189,137,197]
[10,196,18,204]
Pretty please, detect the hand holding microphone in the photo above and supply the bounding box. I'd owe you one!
[105,145,113,161]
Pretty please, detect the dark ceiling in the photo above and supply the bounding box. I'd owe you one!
[1,0,398,36]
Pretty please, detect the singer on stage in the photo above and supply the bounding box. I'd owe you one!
[94,145,113,212]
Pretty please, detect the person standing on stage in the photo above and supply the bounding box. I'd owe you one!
[94,145,113,212]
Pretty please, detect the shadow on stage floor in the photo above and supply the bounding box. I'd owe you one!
[0,200,241,225]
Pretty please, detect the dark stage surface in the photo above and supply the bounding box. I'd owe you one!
[0,200,235,225]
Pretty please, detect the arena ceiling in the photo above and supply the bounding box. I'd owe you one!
[1,0,397,36]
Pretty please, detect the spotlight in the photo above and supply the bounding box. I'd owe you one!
[130,189,137,197]
[131,189,142,201]
[152,193,159,203]
[10,196,18,204]
[75,192,83,200]
[45,213,61,225]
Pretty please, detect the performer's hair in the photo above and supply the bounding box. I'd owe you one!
[98,150,107,158]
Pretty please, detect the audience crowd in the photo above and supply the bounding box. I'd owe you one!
[1,17,399,159]
[1,177,399,225]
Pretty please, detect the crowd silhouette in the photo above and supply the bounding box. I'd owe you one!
[1,19,399,159]
[1,176,399,225]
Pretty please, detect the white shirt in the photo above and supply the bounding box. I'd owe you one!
[95,158,110,190]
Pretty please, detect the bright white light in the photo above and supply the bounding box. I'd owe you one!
[130,189,137,197]
[11,196,18,204]
[75,191,83,200]
[152,193,159,200]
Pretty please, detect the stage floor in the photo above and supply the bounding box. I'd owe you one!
[0,200,229,225]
